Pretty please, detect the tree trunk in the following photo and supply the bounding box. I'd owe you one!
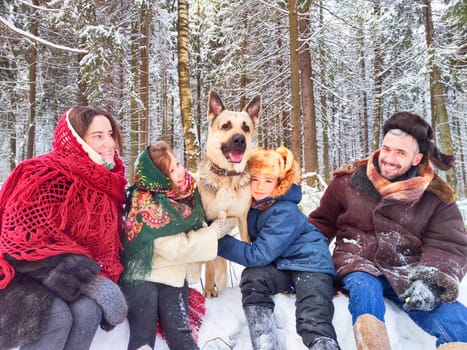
[194,1,202,145]
[178,0,199,172]
[128,17,140,184]
[358,21,370,157]
[139,2,150,151]
[423,0,455,190]
[288,0,302,165]
[298,2,318,187]
[371,1,383,151]
[318,1,330,184]
[26,0,38,159]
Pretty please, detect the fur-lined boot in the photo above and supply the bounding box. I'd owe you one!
[353,314,391,350]
[438,343,467,350]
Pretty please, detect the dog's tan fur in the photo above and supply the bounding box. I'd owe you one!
[197,90,261,297]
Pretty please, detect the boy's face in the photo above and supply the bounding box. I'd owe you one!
[250,174,279,201]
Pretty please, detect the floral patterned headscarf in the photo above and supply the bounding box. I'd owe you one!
[120,146,206,284]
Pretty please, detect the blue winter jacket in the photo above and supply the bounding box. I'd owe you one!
[218,184,335,276]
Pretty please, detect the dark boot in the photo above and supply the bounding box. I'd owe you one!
[309,337,341,350]
[244,305,281,350]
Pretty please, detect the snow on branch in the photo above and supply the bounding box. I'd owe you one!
[0,16,88,54]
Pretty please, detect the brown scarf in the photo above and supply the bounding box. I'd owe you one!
[367,150,433,203]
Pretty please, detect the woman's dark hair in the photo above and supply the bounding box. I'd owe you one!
[68,106,123,153]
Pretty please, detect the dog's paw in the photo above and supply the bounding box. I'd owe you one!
[204,286,219,298]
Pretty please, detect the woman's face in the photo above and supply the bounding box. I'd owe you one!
[83,115,116,164]
[167,153,186,189]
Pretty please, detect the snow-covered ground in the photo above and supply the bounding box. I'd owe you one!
[88,196,467,350]
[88,265,466,350]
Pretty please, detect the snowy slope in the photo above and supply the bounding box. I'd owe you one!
[87,267,466,350]
[88,196,467,350]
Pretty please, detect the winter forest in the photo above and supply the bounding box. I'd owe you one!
[0,0,466,197]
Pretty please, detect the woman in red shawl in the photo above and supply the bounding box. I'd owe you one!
[0,106,128,350]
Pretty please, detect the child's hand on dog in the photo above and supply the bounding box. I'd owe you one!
[211,211,239,239]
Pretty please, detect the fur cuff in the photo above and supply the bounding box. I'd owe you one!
[43,254,100,302]
[408,265,459,302]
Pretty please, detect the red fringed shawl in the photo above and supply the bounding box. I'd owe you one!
[0,110,127,288]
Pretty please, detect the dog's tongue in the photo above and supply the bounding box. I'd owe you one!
[229,152,243,163]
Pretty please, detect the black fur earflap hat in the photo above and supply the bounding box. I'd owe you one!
[383,112,454,170]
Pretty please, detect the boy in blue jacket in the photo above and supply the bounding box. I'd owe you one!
[218,146,340,350]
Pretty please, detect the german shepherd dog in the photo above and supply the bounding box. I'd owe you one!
[197,90,261,297]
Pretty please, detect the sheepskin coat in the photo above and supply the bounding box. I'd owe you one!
[308,152,467,301]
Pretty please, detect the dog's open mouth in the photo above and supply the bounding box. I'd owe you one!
[227,151,244,163]
[221,134,247,163]
[221,145,245,163]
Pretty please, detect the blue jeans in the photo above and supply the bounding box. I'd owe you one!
[341,271,467,347]
[21,296,102,350]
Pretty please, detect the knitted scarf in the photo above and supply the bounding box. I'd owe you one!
[0,110,127,288]
[367,150,434,203]
[120,147,206,285]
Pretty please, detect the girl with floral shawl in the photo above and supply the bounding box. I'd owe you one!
[120,141,237,350]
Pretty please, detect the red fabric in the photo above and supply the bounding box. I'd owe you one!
[0,110,127,288]
[156,288,206,341]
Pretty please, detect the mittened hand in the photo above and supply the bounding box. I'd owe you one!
[82,275,128,330]
[211,216,239,239]
[400,279,442,311]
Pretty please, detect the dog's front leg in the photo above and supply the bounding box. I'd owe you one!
[204,257,228,298]
[238,213,251,243]
[204,259,217,297]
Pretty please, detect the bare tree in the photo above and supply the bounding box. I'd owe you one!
[178,0,199,172]
[371,1,383,150]
[298,2,318,187]
[26,0,39,160]
[288,0,302,165]
[139,2,150,151]
[423,0,455,189]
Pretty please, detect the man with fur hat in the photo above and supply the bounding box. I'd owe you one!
[218,146,340,350]
[308,112,467,350]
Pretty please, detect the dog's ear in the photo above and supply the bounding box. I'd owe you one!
[244,95,261,126]
[208,90,225,122]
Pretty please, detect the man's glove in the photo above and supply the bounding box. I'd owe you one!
[82,275,128,330]
[210,216,239,239]
[400,280,443,312]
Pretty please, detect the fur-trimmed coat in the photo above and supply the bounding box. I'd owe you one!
[0,254,101,349]
[217,160,335,276]
[308,152,467,301]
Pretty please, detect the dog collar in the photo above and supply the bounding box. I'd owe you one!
[210,162,244,177]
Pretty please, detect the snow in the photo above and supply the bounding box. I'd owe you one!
[86,264,467,350]
[88,195,467,350]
